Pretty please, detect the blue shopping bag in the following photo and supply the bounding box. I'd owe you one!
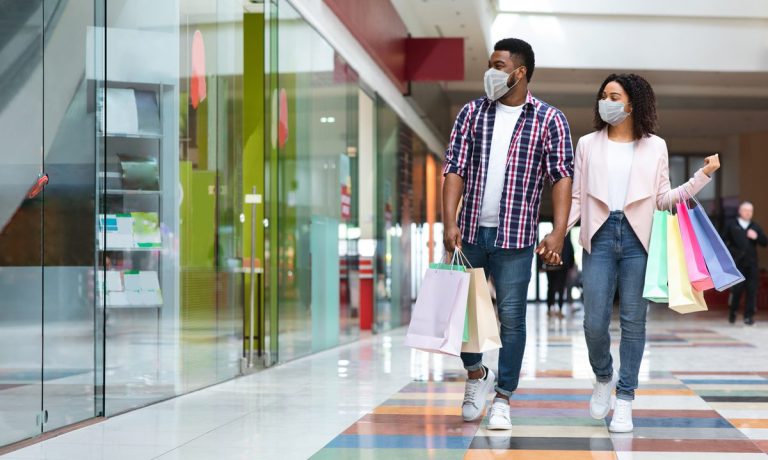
[688,202,745,291]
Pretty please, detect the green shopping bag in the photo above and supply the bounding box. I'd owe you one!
[643,210,670,303]
[429,262,470,342]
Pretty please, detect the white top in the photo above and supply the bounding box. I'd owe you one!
[738,218,751,230]
[479,102,524,227]
[605,139,636,211]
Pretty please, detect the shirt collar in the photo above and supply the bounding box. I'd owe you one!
[485,91,536,109]
[738,218,751,229]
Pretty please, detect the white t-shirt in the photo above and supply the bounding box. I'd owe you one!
[479,102,524,227]
[738,218,751,230]
[605,139,636,211]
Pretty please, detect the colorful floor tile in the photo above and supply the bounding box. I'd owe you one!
[311,371,768,459]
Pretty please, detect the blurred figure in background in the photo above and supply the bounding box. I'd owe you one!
[724,201,767,325]
[543,233,575,318]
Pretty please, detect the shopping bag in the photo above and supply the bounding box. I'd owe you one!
[429,262,470,342]
[677,200,714,291]
[643,210,670,303]
[688,202,745,291]
[666,214,708,314]
[405,259,470,356]
[461,267,502,354]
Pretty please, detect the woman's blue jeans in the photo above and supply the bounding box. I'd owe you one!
[582,211,649,401]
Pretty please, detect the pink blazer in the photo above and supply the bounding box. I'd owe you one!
[568,129,711,253]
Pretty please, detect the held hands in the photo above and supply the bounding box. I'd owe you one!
[702,153,721,177]
[747,229,759,240]
[535,232,564,265]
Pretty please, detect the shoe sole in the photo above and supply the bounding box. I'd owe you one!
[462,372,496,422]
[608,425,633,433]
[487,423,513,430]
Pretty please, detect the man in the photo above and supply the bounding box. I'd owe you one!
[724,201,767,325]
[442,38,573,430]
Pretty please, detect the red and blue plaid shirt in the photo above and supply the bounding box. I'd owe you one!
[444,92,574,249]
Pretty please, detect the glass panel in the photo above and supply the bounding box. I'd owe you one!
[375,99,400,331]
[668,156,686,195]
[276,1,360,359]
[101,0,244,415]
[42,0,98,430]
[688,155,715,202]
[0,0,44,445]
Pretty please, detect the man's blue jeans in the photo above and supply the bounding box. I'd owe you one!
[582,211,649,401]
[460,227,533,397]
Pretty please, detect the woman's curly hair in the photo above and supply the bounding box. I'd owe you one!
[594,73,658,140]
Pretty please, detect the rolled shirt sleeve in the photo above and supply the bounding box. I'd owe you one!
[443,102,475,179]
[544,109,574,183]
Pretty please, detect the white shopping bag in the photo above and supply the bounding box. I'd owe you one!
[405,255,470,356]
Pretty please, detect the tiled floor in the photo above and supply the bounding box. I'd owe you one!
[1,304,767,459]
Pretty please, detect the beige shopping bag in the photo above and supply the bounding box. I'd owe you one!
[667,214,708,314]
[461,268,502,353]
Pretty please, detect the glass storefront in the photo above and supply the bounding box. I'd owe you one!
[0,0,440,448]
[274,0,361,360]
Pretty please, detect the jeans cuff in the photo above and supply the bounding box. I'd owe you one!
[616,391,634,401]
[596,373,613,383]
[464,361,485,373]
[494,385,514,398]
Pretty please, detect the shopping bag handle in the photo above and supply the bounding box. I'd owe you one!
[455,248,474,269]
[442,249,463,270]
[678,184,703,211]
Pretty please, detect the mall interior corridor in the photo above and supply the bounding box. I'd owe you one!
[2,304,766,460]
[2,0,768,458]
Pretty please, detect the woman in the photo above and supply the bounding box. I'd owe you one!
[568,74,720,433]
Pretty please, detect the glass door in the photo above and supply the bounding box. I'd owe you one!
[0,0,45,446]
[0,0,101,447]
[41,0,100,431]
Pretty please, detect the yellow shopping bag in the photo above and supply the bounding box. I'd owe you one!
[666,214,707,314]
[461,268,502,354]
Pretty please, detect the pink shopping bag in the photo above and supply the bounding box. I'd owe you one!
[405,262,471,356]
[677,199,714,291]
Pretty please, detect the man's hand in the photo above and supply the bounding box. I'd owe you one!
[444,224,462,253]
[536,232,564,265]
[747,229,758,240]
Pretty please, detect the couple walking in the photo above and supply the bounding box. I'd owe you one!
[442,37,720,432]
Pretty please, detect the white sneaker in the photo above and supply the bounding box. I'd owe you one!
[609,399,634,433]
[487,398,513,430]
[462,367,495,422]
[590,372,618,420]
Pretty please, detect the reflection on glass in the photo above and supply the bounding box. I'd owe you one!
[101,0,243,415]
[276,0,360,361]
[0,0,44,440]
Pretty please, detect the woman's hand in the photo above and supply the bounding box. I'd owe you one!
[702,153,720,177]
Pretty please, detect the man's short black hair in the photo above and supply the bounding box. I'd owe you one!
[494,38,535,82]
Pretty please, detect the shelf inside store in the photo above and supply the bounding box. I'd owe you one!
[105,189,162,196]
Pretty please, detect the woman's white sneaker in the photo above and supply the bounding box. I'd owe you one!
[590,372,618,419]
[609,399,634,433]
[462,367,496,422]
[487,398,513,430]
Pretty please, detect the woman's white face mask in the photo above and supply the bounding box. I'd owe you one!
[598,99,631,126]
[484,66,522,101]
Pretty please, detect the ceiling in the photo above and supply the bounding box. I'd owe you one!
[389,0,768,147]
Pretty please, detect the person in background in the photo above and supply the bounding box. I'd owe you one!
[724,201,767,325]
[544,233,575,318]
[443,37,573,431]
[567,73,720,433]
